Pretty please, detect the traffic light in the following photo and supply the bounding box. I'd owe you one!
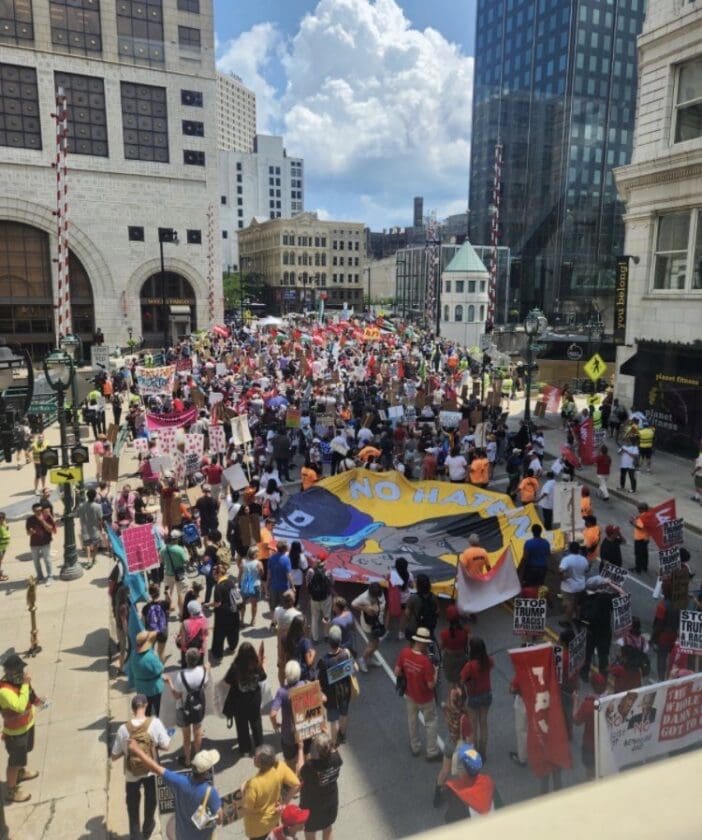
[40,448,60,469]
[71,444,89,465]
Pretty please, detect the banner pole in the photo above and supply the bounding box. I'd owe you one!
[593,698,601,780]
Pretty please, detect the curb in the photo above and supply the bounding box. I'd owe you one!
[544,449,702,537]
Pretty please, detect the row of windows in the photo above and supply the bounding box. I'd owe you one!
[332,256,360,266]
[332,240,360,251]
[128,226,201,244]
[281,272,327,286]
[444,279,486,294]
[443,304,485,323]
[332,273,360,283]
[282,252,328,266]
[0,64,206,164]
[0,0,202,64]
[282,235,328,247]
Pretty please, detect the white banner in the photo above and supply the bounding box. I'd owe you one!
[90,344,110,372]
[553,482,579,532]
[595,673,702,777]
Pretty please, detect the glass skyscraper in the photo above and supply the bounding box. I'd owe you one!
[469,0,647,322]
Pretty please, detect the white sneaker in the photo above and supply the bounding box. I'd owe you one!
[45,577,53,587]
[358,657,368,673]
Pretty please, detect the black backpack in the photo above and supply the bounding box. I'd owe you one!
[308,567,331,602]
[415,594,438,631]
[180,670,206,725]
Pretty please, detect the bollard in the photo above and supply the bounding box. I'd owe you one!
[26,576,41,657]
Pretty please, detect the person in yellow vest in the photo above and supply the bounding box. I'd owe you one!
[31,434,48,495]
[638,425,655,473]
[0,654,42,803]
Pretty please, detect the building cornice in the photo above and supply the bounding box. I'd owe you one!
[614,149,702,200]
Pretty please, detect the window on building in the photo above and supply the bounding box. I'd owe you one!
[117,0,164,65]
[455,305,463,322]
[455,280,464,293]
[177,0,199,11]
[238,220,243,229]
[50,0,101,53]
[653,212,689,290]
[468,280,476,293]
[121,81,168,162]
[186,229,201,244]
[675,58,702,143]
[182,119,204,136]
[443,304,449,321]
[128,226,144,241]
[0,63,41,150]
[480,305,485,320]
[55,72,108,156]
[183,149,205,166]
[220,195,226,205]
[181,89,202,107]
[467,305,475,321]
[178,24,200,50]
[0,0,34,44]
[222,230,228,239]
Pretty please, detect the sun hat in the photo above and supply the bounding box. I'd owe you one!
[135,630,156,653]
[191,749,220,774]
[411,627,432,644]
[2,653,27,673]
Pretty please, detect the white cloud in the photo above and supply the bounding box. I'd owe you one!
[216,23,283,132]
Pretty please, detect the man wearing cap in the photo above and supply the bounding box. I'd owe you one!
[126,742,222,839]
[394,627,441,761]
[111,693,171,840]
[267,804,310,840]
[0,654,41,803]
[240,744,301,840]
[25,501,56,586]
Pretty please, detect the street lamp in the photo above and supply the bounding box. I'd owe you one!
[43,350,83,581]
[523,307,548,425]
[158,227,179,351]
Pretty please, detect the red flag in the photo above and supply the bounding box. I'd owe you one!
[509,643,572,777]
[640,498,678,548]
[577,416,595,465]
[542,385,562,413]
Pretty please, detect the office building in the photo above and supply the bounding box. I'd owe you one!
[395,244,460,323]
[216,71,256,152]
[0,0,221,356]
[413,196,424,228]
[469,0,646,325]
[219,134,304,272]
[614,0,702,456]
[238,212,365,313]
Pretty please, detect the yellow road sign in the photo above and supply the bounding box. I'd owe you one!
[583,353,607,382]
[49,466,83,485]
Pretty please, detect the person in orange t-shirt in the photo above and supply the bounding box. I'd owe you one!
[300,460,320,492]
[517,469,540,504]
[580,487,593,519]
[358,445,381,463]
[460,534,490,576]
[631,502,650,574]
[582,515,601,562]
[257,517,276,592]
[469,451,490,488]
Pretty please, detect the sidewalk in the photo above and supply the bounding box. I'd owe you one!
[504,394,702,535]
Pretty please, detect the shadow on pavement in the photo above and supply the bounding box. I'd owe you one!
[63,628,111,658]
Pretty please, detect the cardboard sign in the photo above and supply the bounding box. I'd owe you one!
[568,629,587,678]
[106,423,119,445]
[678,609,702,656]
[186,486,203,506]
[658,547,681,577]
[438,411,461,429]
[184,452,200,475]
[157,769,213,815]
[230,415,252,446]
[388,405,404,420]
[100,455,120,483]
[600,562,627,587]
[234,513,260,546]
[670,567,690,611]
[223,464,249,492]
[289,681,326,743]
[122,524,161,573]
[286,408,301,429]
[513,598,547,636]
[662,518,684,549]
[611,594,632,635]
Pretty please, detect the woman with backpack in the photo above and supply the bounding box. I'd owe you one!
[406,574,439,643]
[256,478,283,517]
[176,600,208,667]
[240,546,264,626]
[165,647,209,767]
[141,583,170,664]
[222,641,267,757]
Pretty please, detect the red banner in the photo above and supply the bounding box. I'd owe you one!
[640,498,679,548]
[146,407,198,430]
[509,643,572,777]
[578,416,595,465]
[542,385,562,413]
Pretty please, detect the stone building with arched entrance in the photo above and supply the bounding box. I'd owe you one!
[0,1,223,358]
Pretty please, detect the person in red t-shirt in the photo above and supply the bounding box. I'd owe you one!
[394,628,440,761]
[203,460,224,501]
[609,645,643,693]
[459,638,494,760]
[651,581,679,681]
[573,672,607,779]
[439,606,469,687]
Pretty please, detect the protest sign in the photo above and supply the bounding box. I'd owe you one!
[513,598,547,636]
[146,407,198,430]
[184,452,200,475]
[438,411,461,429]
[186,486,203,506]
[662,517,684,549]
[230,415,252,446]
[190,388,206,408]
[568,630,587,678]
[175,358,192,373]
[136,365,175,396]
[208,425,226,454]
[289,681,325,742]
[670,567,690,611]
[100,455,120,483]
[223,464,249,492]
[325,656,355,685]
[553,643,564,685]
[286,408,301,429]
[658,547,681,577]
[106,423,119,445]
[679,609,702,656]
[185,433,204,456]
[122,525,160,573]
[600,562,627,587]
[388,405,404,420]
[157,769,213,815]
[611,594,632,635]
[158,427,177,454]
[133,437,149,456]
[209,391,224,407]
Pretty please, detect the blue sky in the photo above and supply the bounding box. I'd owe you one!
[214,0,477,229]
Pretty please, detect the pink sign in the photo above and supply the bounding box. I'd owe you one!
[121,524,161,573]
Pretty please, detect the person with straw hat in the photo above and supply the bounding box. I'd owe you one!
[132,631,165,718]
[394,627,441,762]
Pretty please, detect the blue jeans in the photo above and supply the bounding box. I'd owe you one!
[31,545,52,579]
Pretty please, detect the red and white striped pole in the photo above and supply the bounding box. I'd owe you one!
[53,86,72,344]
[488,142,503,330]
[424,213,440,335]
[206,203,215,325]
